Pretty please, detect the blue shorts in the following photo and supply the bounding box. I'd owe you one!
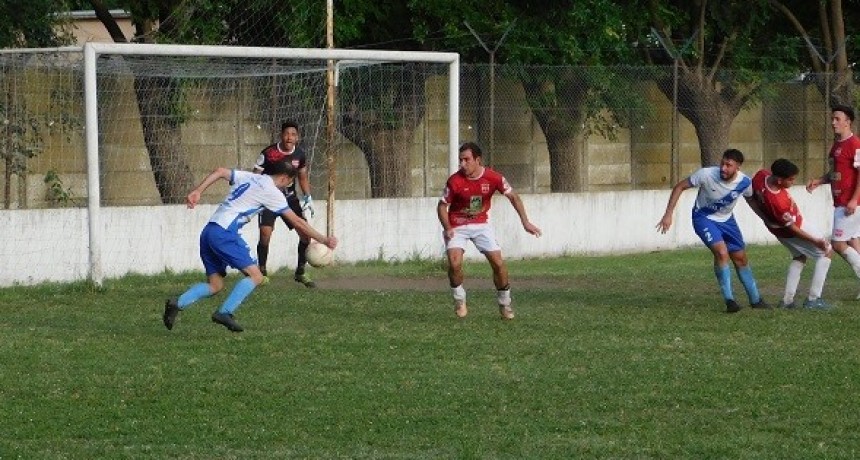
[199,222,256,276]
[692,214,746,253]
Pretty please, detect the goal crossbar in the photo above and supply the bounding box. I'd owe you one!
[82,42,460,285]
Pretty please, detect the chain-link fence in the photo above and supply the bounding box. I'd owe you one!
[0,53,841,208]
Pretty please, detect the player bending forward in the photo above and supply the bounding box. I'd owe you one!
[437,142,542,320]
[163,161,336,333]
[752,159,832,309]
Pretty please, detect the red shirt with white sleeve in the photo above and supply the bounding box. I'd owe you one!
[441,167,512,228]
[828,134,860,207]
[752,169,802,239]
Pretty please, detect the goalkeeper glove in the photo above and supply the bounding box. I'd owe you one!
[301,195,315,217]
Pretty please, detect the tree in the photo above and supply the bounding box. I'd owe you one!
[768,0,859,107]
[641,0,802,166]
[1,0,75,208]
[412,0,649,192]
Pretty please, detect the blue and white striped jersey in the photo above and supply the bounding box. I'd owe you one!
[209,170,290,232]
[688,166,752,223]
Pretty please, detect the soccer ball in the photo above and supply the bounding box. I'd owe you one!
[306,241,334,268]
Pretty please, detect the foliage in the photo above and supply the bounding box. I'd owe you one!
[43,169,77,206]
[0,0,74,48]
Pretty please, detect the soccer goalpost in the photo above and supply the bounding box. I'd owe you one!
[82,42,460,286]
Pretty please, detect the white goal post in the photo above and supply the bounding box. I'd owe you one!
[82,42,460,286]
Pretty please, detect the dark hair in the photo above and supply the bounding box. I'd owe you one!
[265,160,297,178]
[280,120,300,133]
[459,141,483,158]
[832,104,855,122]
[770,158,799,179]
[722,148,745,164]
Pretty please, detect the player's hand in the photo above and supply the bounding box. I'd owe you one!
[656,215,672,234]
[302,195,315,217]
[442,229,454,242]
[806,178,821,193]
[323,236,338,250]
[814,238,829,251]
[524,222,542,237]
[186,190,202,209]
[847,200,858,216]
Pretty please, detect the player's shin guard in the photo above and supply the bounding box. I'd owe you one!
[736,265,761,304]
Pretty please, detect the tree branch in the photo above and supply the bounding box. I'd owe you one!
[768,0,823,72]
[87,0,128,43]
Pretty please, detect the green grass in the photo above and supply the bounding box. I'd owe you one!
[2,245,860,459]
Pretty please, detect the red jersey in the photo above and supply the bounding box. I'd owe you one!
[751,169,802,239]
[828,134,860,207]
[441,167,512,227]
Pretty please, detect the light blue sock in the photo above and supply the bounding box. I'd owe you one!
[219,278,257,315]
[714,265,733,300]
[737,266,761,304]
[178,282,213,309]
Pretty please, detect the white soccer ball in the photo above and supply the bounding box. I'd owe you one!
[306,241,334,268]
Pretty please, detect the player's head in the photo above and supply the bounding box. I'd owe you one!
[458,142,484,177]
[279,120,300,148]
[264,160,297,187]
[832,104,855,122]
[770,158,799,188]
[719,149,744,181]
[831,104,855,139]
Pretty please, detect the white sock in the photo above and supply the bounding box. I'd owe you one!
[842,247,860,278]
[783,259,804,304]
[497,287,511,306]
[808,257,832,300]
[452,285,466,304]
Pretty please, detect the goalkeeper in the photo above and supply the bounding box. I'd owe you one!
[252,120,317,287]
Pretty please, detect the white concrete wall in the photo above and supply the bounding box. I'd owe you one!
[0,186,834,286]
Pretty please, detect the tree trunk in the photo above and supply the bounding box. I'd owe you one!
[133,75,194,203]
[522,75,587,192]
[339,66,426,198]
[362,128,416,197]
[654,72,747,167]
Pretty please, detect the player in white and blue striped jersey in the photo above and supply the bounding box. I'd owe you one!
[162,161,337,332]
[656,149,769,313]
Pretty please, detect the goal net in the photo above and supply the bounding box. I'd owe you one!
[0,43,459,286]
[0,43,459,285]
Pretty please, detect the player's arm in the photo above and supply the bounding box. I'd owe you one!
[437,200,454,240]
[744,195,774,225]
[806,171,830,192]
[782,222,829,250]
[504,191,542,237]
[656,178,692,233]
[280,209,337,249]
[186,167,232,209]
[847,153,860,214]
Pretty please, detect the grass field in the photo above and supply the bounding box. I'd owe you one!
[2,245,860,459]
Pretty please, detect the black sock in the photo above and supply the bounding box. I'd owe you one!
[296,240,309,275]
[257,243,269,269]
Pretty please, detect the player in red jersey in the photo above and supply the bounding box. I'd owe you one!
[752,159,832,309]
[806,105,860,297]
[437,142,542,320]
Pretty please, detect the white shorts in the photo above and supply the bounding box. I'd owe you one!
[446,223,501,253]
[778,237,828,259]
[832,206,860,242]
